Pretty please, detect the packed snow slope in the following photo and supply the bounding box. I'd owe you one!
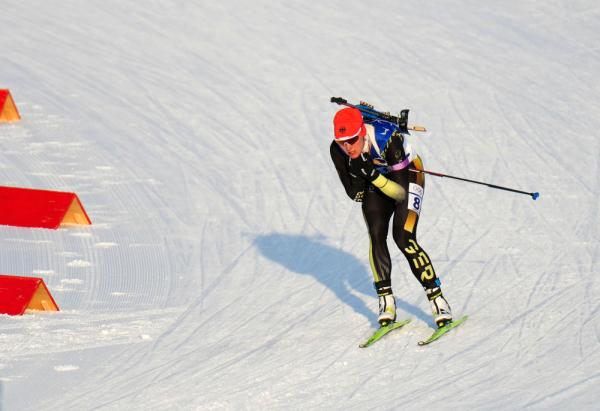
[1,1,599,409]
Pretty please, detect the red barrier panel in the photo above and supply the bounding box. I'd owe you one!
[0,275,59,315]
[0,186,92,229]
[0,89,21,122]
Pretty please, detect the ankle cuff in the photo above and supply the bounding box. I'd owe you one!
[374,280,393,296]
[426,286,442,301]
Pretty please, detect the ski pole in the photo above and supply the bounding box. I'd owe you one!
[409,168,540,200]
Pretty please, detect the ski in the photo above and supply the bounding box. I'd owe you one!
[418,315,468,346]
[359,318,412,348]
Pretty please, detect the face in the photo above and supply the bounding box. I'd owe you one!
[338,135,365,159]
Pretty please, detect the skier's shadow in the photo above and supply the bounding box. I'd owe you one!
[253,233,430,326]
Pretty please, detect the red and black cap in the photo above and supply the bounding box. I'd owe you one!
[333,107,366,141]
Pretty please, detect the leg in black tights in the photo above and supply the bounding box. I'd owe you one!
[362,166,441,294]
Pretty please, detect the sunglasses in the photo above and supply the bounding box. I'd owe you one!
[338,135,360,145]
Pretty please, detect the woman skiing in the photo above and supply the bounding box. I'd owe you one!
[330,105,452,328]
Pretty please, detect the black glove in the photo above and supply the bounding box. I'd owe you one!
[349,152,380,182]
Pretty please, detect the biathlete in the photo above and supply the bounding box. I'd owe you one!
[330,106,452,328]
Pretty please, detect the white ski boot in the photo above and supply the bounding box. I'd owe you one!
[378,294,397,326]
[426,287,452,328]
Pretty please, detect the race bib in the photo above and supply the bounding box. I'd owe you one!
[408,183,424,215]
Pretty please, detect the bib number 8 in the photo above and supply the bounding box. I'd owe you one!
[408,183,424,215]
[413,196,421,210]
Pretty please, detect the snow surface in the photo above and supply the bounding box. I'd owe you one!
[1,1,599,410]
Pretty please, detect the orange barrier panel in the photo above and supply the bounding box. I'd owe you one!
[0,275,59,315]
[0,186,92,229]
[0,89,21,122]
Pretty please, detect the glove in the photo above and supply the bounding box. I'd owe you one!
[349,152,380,182]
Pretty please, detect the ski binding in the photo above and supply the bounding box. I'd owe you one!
[418,315,468,346]
[359,318,412,348]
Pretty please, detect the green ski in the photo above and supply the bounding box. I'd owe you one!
[359,318,412,348]
[418,315,468,346]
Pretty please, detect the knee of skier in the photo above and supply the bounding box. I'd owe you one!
[393,230,412,251]
[367,220,388,243]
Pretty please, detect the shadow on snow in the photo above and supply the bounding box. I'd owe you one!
[252,233,430,327]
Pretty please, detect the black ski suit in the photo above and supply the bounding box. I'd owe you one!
[330,121,441,296]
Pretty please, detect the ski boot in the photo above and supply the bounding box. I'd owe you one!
[378,294,397,326]
[426,287,452,328]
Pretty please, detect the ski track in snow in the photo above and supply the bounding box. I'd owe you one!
[1,1,600,410]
